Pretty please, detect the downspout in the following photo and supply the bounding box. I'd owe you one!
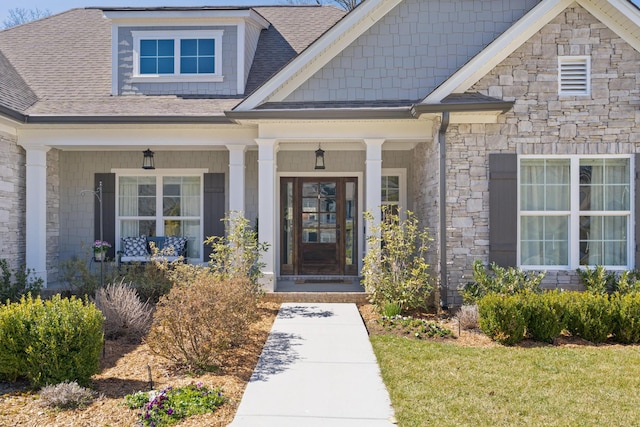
[439,111,450,310]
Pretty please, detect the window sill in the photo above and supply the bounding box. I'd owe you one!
[131,75,224,84]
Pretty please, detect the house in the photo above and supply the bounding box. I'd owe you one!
[1,0,639,307]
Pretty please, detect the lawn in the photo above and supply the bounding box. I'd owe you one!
[371,336,640,427]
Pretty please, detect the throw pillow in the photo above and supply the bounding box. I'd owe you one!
[122,236,148,257]
[164,236,188,257]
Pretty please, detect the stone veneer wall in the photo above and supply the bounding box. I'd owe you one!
[443,5,640,306]
[0,132,25,272]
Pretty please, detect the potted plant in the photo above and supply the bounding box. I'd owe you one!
[92,240,111,262]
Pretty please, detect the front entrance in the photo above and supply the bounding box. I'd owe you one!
[280,177,358,276]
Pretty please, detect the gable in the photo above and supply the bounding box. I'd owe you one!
[280,0,538,104]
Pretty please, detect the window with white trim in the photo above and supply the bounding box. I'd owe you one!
[132,30,223,82]
[519,156,632,269]
[117,174,202,259]
[558,56,590,96]
[381,169,407,219]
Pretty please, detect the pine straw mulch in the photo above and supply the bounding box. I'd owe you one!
[0,302,279,427]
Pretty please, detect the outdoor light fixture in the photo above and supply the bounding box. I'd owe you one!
[315,144,325,170]
[142,148,155,170]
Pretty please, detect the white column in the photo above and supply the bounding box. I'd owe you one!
[256,138,278,291]
[24,145,51,287]
[364,139,385,253]
[227,145,246,217]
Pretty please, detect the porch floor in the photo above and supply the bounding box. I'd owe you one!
[265,277,367,304]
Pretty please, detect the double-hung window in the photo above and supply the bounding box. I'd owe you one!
[132,30,223,82]
[117,173,203,259]
[519,156,632,269]
[381,169,407,220]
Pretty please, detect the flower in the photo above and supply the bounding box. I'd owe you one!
[91,240,111,252]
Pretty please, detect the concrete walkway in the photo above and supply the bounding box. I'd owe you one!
[230,303,396,427]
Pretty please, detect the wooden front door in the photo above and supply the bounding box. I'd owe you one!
[280,177,357,276]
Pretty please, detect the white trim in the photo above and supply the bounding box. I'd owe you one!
[113,168,209,263]
[237,20,246,95]
[517,154,634,270]
[277,171,365,276]
[579,0,640,53]
[382,168,407,220]
[131,30,223,80]
[558,56,590,96]
[234,0,401,111]
[104,10,270,29]
[424,0,574,103]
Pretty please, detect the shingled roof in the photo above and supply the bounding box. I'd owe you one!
[0,6,346,121]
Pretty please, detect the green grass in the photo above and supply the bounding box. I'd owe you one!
[371,336,640,427]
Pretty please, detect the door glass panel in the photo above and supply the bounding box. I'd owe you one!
[303,229,318,243]
[283,181,293,265]
[303,183,318,197]
[320,230,336,243]
[345,181,356,266]
[320,213,336,226]
[302,213,318,228]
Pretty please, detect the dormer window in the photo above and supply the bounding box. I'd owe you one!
[558,56,590,96]
[132,30,223,82]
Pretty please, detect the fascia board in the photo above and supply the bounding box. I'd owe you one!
[577,0,640,52]
[423,0,573,104]
[234,0,402,111]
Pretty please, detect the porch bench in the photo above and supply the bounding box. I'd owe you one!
[118,236,188,266]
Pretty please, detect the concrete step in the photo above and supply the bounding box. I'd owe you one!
[264,292,369,304]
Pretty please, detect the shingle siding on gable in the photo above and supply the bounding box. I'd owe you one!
[283,0,538,103]
[437,5,640,305]
[117,26,239,96]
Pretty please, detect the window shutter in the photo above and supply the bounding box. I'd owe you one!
[635,154,640,269]
[489,153,517,267]
[559,57,590,95]
[95,173,116,259]
[203,173,225,262]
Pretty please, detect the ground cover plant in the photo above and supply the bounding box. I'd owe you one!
[378,315,453,339]
[372,336,640,427]
[125,382,225,426]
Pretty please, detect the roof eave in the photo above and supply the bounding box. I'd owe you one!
[225,108,414,120]
[24,115,235,125]
[411,101,514,117]
[0,105,27,123]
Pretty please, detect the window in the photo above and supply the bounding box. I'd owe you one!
[117,174,202,259]
[519,156,632,269]
[132,30,223,82]
[381,169,407,220]
[558,56,590,96]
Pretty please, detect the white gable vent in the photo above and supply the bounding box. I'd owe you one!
[558,56,590,96]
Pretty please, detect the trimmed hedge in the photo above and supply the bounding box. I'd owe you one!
[0,294,104,387]
[478,290,640,345]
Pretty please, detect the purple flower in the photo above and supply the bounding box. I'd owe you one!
[196,381,203,388]
[167,408,174,416]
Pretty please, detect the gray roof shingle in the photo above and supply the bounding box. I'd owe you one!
[0,6,345,119]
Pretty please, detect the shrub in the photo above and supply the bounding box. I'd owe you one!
[117,262,173,304]
[0,259,42,303]
[125,383,225,427]
[58,257,101,298]
[478,293,526,345]
[462,260,544,304]
[522,291,564,343]
[576,265,617,295]
[206,214,268,294]
[612,270,640,295]
[146,273,258,370]
[455,305,479,330]
[0,295,103,386]
[361,207,433,314]
[39,381,96,409]
[94,280,153,340]
[563,292,613,343]
[611,292,640,344]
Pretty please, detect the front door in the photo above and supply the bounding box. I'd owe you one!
[280,177,357,276]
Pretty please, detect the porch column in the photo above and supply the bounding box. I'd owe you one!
[364,139,385,253]
[24,145,51,287]
[256,138,278,291]
[226,145,246,216]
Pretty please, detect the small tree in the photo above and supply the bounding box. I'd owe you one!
[205,214,269,295]
[361,207,433,313]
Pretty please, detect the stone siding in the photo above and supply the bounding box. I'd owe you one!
[284,0,537,103]
[443,5,640,305]
[0,132,25,271]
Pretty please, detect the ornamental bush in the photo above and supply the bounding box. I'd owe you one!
[611,292,640,344]
[563,292,614,343]
[0,259,42,304]
[462,260,544,304]
[146,272,258,370]
[361,207,433,314]
[0,294,104,387]
[477,293,526,345]
[521,290,564,343]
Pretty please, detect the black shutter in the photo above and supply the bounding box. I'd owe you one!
[635,154,640,269]
[489,153,517,267]
[95,173,116,259]
[203,173,225,261]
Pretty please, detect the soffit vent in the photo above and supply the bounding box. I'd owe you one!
[558,56,590,96]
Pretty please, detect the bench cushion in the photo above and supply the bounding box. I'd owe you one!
[122,236,148,257]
